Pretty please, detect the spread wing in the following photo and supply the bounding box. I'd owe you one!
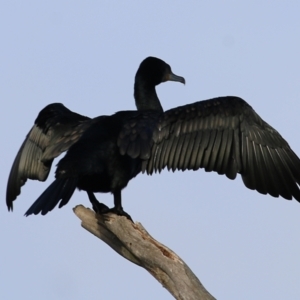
[119,96,300,201]
[6,103,91,210]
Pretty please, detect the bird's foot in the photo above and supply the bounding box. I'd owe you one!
[87,192,132,221]
[87,192,110,214]
[99,206,133,222]
[92,201,110,214]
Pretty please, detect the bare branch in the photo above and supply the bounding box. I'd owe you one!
[73,205,216,300]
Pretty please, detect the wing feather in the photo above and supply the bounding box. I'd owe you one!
[6,103,90,210]
[141,96,300,201]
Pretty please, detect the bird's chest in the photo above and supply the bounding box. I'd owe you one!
[77,142,141,192]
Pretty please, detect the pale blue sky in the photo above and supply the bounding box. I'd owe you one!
[1,1,300,299]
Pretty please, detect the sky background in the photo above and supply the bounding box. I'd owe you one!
[1,1,300,299]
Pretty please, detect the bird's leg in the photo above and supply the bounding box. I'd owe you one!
[111,189,133,221]
[87,191,133,221]
[87,191,109,213]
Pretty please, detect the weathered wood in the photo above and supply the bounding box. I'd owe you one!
[73,205,216,300]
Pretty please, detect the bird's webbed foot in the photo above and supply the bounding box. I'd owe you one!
[87,191,133,222]
[87,192,109,214]
[102,206,133,222]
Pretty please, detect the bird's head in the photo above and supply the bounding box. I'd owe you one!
[135,57,185,87]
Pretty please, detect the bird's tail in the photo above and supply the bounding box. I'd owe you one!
[25,178,77,216]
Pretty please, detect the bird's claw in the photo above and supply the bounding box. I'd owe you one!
[97,206,133,222]
[91,201,109,214]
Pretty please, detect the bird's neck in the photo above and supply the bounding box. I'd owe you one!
[134,79,163,112]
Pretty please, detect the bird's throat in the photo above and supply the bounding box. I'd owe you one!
[134,81,163,112]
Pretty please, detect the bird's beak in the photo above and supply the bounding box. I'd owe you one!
[165,72,186,85]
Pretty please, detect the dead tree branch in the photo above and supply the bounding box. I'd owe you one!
[73,205,216,300]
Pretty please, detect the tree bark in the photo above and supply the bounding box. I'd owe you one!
[73,205,216,300]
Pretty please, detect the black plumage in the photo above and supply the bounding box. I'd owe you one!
[6,57,300,219]
[6,57,185,218]
[6,104,91,207]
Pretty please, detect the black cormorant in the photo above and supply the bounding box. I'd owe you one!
[6,57,300,219]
